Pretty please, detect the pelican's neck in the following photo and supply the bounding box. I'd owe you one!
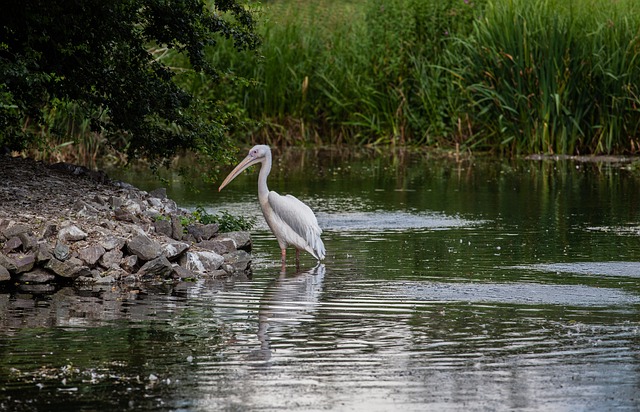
[257,150,272,202]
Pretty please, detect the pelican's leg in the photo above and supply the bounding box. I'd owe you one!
[295,250,300,271]
[280,249,287,274]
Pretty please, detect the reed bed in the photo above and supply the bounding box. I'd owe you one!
[201,0,640,154]
[463,0,640,154]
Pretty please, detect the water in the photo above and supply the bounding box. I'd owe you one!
[1,149,639,411]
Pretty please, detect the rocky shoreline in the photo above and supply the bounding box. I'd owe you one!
[0,156,252,291]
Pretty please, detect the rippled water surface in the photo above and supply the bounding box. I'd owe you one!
[1,150,640,411]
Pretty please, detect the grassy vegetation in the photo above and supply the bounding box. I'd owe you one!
[197,0,483,147]
[190,207,256,232]
[21,0,640,159]
[197,0,640,154]
[464,0,640,154]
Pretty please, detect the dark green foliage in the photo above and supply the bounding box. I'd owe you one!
[0,0,258,163]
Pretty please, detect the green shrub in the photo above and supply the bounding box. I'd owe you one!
[191,207,256,232]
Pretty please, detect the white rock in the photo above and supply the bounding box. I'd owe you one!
[180,251,224,273]
[57,225,88,242]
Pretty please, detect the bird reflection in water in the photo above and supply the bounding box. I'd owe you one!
[248,263,326,363]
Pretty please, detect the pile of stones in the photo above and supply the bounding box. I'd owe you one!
[0,159,252,288]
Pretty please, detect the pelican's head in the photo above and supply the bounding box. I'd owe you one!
[218,145,271,191]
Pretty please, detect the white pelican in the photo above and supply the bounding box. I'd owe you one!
[218,145,325,267]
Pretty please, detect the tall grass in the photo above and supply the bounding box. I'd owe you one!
[201,0,484,147]
[20,100,118,166]
[464,0,640,154]
[200,0,640,154]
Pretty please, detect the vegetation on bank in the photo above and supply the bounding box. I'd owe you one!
[3,0,640,165]
[199,0,640,154]
[0,0,259,168]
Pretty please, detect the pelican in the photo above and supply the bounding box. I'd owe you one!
[218,145,325,267]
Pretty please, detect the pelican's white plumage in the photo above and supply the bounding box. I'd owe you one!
[218,145,325,266]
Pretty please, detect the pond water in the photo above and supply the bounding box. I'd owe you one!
[1,149,640,411]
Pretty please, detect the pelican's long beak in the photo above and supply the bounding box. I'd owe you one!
[218,155,261,191]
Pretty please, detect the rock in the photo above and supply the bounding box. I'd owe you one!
[123,274,137,284]
[137,256,174,279]
[173,265,196,280]
[121,255,138,272]
[78,245,106,266]
[127,235,162,261]
[114,208,137,223]
[17,283,55,293]
[45,257,88,279]
[154,219,172,237]
[35,242,53,263]
[54,242,71,261]
[149,188,167,200]
[93,194,109,208]
[2,223,29,239]
[101,267,128,283]
[144,208,161,220]
[148,198,163,209]
[42,223,57,238]
[184,223,219,241]
[3,236,22,253]
[202,224,219,240]
[100,236,125,251]
[0,156,254,285]
[0,220,10,240]
[179,251,224,273]
[0,253,17,273]
[94,273,118,284]
[171,214,184,240]
[110,196,125,209]
[74,200,99,217]
[17,268,56,284]
[74,275,95,284]
[18,232,36,251]
[14,254,36,273]
[58,225,88,242]
[163,199,179,214]
[123,199,143,215]
[223,250,252,275]
[219,231,252,252]
[99,248,123,268]
[163,242,189,261]
[197,239,236,255]
[185,224,205,242]
[0,265,10,282]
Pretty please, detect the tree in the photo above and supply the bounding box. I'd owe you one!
[0,0,259,165]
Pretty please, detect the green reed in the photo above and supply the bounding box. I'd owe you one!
[202,0,484,146]
[204,0,640,154]
[463,0,640,154]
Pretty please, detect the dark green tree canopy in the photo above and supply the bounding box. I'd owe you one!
[0,0,258,162]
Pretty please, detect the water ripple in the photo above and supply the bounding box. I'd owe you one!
[508,261,640,278]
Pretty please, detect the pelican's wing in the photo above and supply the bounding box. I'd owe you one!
[268,192,325,259]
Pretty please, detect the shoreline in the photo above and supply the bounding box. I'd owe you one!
[0,156,252,291]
